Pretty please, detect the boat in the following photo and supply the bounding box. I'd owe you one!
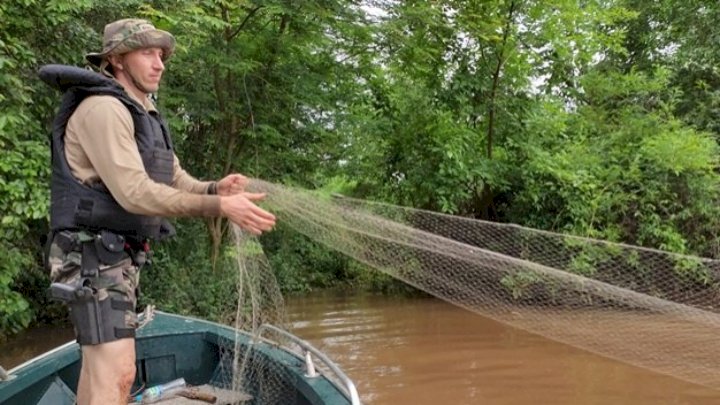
[0,310,360,405]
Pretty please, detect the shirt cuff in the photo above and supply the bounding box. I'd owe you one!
[198,195,221,216]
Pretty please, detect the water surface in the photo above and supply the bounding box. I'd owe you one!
[287,292,720,404]
[3,292,720,404]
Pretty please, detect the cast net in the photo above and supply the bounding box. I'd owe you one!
[208,227,299,404]
[210,222,353,404]
[236,178,720,393]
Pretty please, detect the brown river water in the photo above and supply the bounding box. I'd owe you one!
[2,291,720,404]
[285,292,720,405]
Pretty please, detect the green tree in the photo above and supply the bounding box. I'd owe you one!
[0,0,97,339]
[346,0,632,218]
[614,0,720,136]
[141,0,373,265]
[512,68,720,256]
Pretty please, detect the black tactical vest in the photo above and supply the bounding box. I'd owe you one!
[39,64,175,240]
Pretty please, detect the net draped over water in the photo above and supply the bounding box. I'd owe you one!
[227,178,720,396]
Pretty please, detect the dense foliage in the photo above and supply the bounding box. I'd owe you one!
[2,0,720,339]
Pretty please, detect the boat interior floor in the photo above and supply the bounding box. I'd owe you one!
[128,384,252,404]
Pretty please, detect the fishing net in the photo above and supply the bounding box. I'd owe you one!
[210,224,354,404]
[209,227,296,404]
[240,178,720,392]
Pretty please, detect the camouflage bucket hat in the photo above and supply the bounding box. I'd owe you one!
[85,18,175,67]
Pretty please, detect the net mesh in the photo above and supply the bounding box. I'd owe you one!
[209,227,296,404]
[236,178,720,392]
[211,224,353,404]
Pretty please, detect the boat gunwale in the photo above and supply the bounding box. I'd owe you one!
[0,311,358,405]
[5,340,77,375]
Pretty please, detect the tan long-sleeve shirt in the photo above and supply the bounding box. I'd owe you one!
[64,85,220,217]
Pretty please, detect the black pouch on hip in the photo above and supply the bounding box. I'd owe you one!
[95,230,127,265]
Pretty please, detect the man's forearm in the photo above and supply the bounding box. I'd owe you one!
[171,155,214,194]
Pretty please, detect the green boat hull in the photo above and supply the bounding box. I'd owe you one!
[0,311,357,405]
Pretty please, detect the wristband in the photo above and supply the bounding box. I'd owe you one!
[207,182,217,195]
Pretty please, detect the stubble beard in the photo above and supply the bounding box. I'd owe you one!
[125,65,159,95]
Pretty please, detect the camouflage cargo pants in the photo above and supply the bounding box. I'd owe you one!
[48,237,140,342]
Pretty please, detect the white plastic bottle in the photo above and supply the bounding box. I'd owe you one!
[135,377,187,404]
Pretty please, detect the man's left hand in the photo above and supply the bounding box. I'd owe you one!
[216,174,249,196]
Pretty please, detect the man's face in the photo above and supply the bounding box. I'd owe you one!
[120,47,165,94]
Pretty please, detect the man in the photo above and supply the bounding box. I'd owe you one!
[39,19,276,404]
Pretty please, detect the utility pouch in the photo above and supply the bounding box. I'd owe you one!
[95,230,127,265]
[55,230,79,254]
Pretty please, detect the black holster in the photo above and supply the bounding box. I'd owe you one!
[48,281,135,345]
[69,290,135,345]
[48,229,135,345]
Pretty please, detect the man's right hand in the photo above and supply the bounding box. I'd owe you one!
[220,192,276,235]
